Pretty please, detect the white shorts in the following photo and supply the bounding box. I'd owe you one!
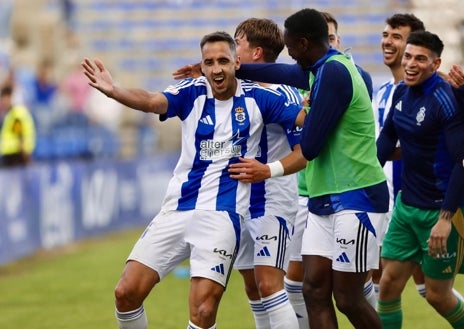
[287,196,309,262]
[234,214,292,271]
[128,209,240,287]
[378,210,392,246]
[301,210,388,272]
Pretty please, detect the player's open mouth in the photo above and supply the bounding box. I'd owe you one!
[404,70,418,77]
[213,76,225,87]
[383,48,395,59]
[404,69,419,83]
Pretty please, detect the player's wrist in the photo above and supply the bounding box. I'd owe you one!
[439,209,454,222]
[267,160,284,178]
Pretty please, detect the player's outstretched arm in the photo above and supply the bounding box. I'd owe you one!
[82,57,168,115]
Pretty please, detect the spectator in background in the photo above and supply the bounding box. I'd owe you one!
[83,86,123,133]
[60,0,75,32]
[3,66,31,108]
[60,60,92,125]
[83,86,124,158]
[0,0,13,47]
[31,58,59,133]
[33,59,58,106]
[0,84,36,167]
[0,33,10,85]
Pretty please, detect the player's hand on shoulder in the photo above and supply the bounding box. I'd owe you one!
[172,63,202,80]
[447,64,464,89]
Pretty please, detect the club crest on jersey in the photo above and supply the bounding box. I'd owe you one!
[234,107,246,123]
[416,106,426,126]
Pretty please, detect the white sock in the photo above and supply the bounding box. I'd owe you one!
[284,277,309,329]
[453,288,464,301]
[415,282,463,300]
[363,277,377,309]
[373,283,380,298]
[416,283,426,297]
[115,305,148,329]
[187,321,216,329]
[262,289,299,329]
[249,299,271,329]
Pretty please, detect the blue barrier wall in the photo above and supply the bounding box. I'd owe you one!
[0,153,178,265]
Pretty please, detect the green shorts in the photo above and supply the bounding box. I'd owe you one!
[381,192,464,279]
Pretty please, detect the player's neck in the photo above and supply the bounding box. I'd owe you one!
[390,66,404,84]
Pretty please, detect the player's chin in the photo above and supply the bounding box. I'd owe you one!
[403,74,420,86]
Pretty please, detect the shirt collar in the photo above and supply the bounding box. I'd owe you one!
[415,71,440,95]
[307,48,342,74]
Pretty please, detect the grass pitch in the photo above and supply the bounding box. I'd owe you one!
[0,227,462,328]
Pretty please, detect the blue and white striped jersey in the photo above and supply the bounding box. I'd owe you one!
[248,84,302,221]
[375,79,397,130]
[159,77,301,216]
[373,78,401,210]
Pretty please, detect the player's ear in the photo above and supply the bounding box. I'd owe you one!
[433,57,442,71]
[253,47,263,61]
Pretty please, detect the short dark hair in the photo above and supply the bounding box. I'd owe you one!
[200,31,236,54]
[386,13,425,32]
[407,30,444,57]
[234,18,284,63]
[284,8,328,44]
[320,11,338,32]
[0,85,13,97]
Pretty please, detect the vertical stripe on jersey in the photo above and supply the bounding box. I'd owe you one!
[278,84,302,105]
[179,98,215,209]
[216,95,251,211]
[378,83,394,127]
[249,125,269,217]
[434,87,457,120]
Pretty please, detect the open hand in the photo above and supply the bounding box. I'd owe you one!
[81,58,115,96]
[172,63,202,80]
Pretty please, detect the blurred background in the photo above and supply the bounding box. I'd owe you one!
[0,0,463,264]
[2,0,463,159]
